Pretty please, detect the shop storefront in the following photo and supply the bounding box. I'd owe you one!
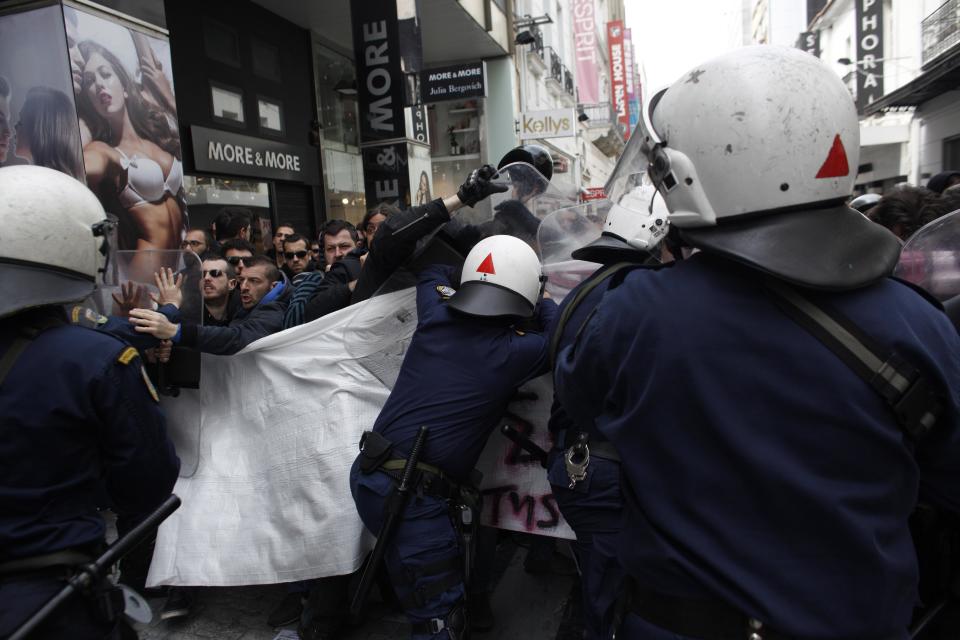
[165,0,323,243]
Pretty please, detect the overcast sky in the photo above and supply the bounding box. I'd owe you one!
[625,0,746,93]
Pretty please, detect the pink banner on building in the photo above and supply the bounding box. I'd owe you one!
[572,0,599,104]
[607,20,630,138]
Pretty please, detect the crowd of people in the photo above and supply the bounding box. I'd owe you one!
[2,44,960,640]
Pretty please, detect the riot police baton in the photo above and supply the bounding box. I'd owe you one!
[501,424,549,468]
[10,494,181,640]
[350,426,429,615]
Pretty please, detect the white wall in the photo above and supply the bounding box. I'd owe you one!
[919,91,960,179]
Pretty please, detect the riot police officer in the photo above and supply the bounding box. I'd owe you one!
[555,46,960,639]
[0,166,180,638]
[545,183,667,640]
[351,235,557,639]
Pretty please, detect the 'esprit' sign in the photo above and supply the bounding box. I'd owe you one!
[519,109,576,140]
[855,0,884,112]
[190,126,319,184]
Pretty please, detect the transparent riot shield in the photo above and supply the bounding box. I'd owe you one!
[95,249,204,477]
[537,200,610,304]
[366,161,580,299]
[894,209,960,302]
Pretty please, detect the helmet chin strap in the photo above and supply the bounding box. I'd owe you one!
[91,220,117,280]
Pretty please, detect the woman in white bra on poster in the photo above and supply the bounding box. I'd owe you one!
[76,40,185,281]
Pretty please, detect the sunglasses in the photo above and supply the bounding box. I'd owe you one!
[284,250,309,260]
[202,269,226,278]
[226,256,253,266]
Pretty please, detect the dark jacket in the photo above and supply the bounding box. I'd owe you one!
[351,198,483,303]
[172,281,291,355]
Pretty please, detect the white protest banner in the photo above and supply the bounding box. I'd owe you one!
[150,287,572,587]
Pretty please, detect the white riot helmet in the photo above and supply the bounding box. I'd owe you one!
[573,182,668,263]
[631,45,900,289]
[0,165,111,319]
[447,235,544,318]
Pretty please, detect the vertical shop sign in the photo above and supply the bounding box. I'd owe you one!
[572,0,599,104]
[607,21,630,138]
[351,0,425,206]
[362,142,410,207]
[855,0,884,112]
[350,0,406,141]
[796,31,821,58]
[624,29,640,135]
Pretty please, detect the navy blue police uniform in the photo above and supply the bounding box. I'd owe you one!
[546,262,648,640]
[351,264,557,639]
[0,311,180,639]
[555,252,960,639]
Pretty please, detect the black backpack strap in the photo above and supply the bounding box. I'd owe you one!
[763,278,944,441]
[549,262,635,370]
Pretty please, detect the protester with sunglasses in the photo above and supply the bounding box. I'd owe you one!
[220,238,256,276]
[281,233,318,281]
[130,255,289,356]
[199,256,239,326]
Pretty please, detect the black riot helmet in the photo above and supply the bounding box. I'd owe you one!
[498,144,553,183]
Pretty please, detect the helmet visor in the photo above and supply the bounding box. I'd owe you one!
[605,87,668,207]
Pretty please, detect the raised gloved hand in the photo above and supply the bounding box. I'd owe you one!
[457,164,508,208]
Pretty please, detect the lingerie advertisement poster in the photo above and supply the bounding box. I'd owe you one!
[65,5,186,275]
[0,5,84,180]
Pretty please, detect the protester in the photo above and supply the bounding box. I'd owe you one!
[268,221,296,267]
[181,228,213,256]
[555,45,960,639]
[213,206,252,243]
[282,232,318,281]
[221,238,256,276]
[359,204,398,250]
[198,255,239,326]
[351,235,557,639]
[0,165,179,638]
[322,219,360,269]
[927,171,960,195]
[867,185,937,240]
[129,255,289,355]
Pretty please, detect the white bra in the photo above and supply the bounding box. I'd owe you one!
[116,147,183,209]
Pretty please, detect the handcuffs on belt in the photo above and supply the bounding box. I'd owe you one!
[564,433,590,489]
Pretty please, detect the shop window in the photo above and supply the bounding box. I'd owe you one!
[258,98,284,134]
[211,83,245,125]
[945,135,960,173]
[314,42,359,149]
[203,19,241,67]
[251,38,281,82]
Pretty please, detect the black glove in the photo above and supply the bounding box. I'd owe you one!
[457,164,509,208]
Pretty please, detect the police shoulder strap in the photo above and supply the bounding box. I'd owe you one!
[549,262,637,371]
[763,278,944,441]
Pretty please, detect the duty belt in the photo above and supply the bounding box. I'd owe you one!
[378,458,466,501]
[0,549,95,580]
[558,429,621,462]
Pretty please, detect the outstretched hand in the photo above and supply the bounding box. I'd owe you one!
[456,164,509,208]
[112,281,147,316]
[129,308,180,340]
[150,267,183,309]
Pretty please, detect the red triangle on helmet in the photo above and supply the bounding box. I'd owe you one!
[815,134,850,179]
[476,253,496,275]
